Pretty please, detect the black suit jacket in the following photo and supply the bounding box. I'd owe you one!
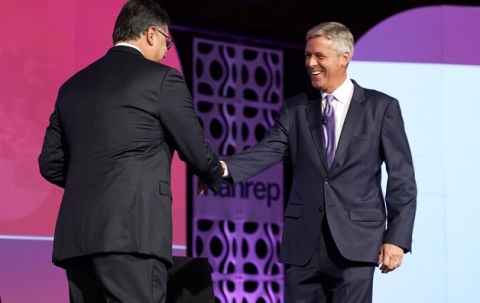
[226,80,417,266]
[39,46,223,268]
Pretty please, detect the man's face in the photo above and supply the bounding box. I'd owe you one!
[305,36,349,93]
[154,28,169,62]
[143,27,169,62]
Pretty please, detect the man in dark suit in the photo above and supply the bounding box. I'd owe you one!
[201,22,417,302]
[38,1,223,302]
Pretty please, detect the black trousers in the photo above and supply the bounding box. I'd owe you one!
[285,219,376,303]
[65,253,168,303]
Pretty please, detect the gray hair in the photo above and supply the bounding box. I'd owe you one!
[306,22,354,60]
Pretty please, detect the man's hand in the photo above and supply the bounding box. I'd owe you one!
[197,161,227,195]
[196,177,208,195]
[220,161,227,173]
[378,243,404,274]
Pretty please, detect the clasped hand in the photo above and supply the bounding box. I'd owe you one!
[197,161,227,195]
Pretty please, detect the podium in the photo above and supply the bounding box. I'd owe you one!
[166,257,215,303]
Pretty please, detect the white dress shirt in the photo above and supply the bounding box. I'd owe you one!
[321,77,354,149]
[115,42,145,57]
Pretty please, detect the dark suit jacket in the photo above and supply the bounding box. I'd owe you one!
[39,46,223,268]
[225,80,417,266]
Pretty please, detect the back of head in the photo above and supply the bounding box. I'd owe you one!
[112,0,171,44]
[306,22,354,60]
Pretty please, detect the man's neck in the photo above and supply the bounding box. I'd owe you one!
[115,41,145,57]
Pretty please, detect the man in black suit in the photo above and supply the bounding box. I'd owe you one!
[38,0,223,302]
[201,22,417,302]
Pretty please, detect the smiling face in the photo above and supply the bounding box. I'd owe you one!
[305,36,350,93]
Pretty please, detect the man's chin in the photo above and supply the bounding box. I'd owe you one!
[310,80,325,91]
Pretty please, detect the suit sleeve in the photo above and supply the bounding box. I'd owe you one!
[224,101,290,184]
[381,98,417,252]
[38,103,68,188]
[158,68,223,192]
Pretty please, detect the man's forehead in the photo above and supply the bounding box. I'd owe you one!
[305,39,335,51]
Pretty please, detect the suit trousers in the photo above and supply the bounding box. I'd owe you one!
[285,218,376,303]
[65,253,168,303]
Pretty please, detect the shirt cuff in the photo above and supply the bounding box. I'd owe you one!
[220,161,230,178]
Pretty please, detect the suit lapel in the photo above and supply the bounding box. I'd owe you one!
[305,91,329,171]
[331,81,366,169]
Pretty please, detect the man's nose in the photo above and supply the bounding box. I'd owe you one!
[306,56,317,67]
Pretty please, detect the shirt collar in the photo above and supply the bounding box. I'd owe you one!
[115,42,145,57]
[321,77,354,104]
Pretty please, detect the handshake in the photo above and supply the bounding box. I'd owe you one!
[197,161,227,195]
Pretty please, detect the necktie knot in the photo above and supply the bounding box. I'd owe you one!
[325,94,335,104]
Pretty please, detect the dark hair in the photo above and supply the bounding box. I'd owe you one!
[112,0,171,44]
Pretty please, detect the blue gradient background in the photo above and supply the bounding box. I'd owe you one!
[350,6,480,303]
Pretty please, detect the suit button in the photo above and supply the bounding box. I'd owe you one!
[324,180,330,185]
[318,207,324,212]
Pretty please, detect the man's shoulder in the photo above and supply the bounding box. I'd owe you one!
[352,80,397,102]
[284,89,319,106]
[138,61,179,79]
[64,50,178,84]
[363,87,396,101]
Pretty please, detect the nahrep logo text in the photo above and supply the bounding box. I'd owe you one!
[203,180,281,207]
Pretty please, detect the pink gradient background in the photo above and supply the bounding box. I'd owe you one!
[0,0,185,301]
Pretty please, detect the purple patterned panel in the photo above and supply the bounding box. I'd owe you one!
[192,38,284,303]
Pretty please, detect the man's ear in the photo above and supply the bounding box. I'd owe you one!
[146,27,156,46]
[341,52,350,67]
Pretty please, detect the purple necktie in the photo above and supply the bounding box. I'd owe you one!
[323,94,336,168]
